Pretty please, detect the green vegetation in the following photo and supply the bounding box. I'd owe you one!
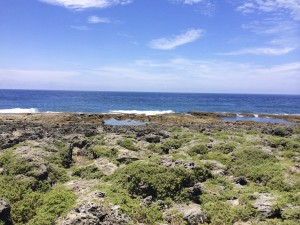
[110,161,210,201]
[1,117,299,225]
[88,145,118,159]
[72,165,104,179]
[28,186,76,225]
[118,138,138,151]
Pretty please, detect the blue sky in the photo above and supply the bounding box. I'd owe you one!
[0,0,299,94]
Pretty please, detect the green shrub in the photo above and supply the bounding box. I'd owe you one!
[213,142,236,154]
[50,140,72,168]
[89,145,118,159]
[110,162,210,201]
[72,165,104,179]
[0,150,32,175]
[187,144,208,156]
[98,185,163,225]
[0,176,43,224]
[161,139,183,153]
[28,186,76,225]
[232,148,282,185]
[272,127,290,137]
[268,137,288,149]
[118,138,138,151]
[203,201,235,225]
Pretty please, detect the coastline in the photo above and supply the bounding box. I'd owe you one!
[0,112,299,224]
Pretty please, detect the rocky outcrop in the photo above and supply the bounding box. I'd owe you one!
[159,157,197,170]
[59,202,130,225]
[0,198,11,225]
[252,193,280,218]
[93,158,118,176]
[164,203,206,225]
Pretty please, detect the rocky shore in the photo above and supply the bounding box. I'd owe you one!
[0,112,299,225]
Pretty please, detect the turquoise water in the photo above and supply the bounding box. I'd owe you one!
[220,117,296,124]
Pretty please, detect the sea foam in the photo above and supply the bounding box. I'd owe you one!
[0,108,39,113]
[109,110,174,116]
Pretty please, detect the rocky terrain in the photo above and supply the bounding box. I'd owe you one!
[0,113,299,225]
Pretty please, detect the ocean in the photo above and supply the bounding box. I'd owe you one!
[0,89,299,115]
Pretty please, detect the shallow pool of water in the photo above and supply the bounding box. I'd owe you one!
[220,117,296,124]
[104,118,150,126]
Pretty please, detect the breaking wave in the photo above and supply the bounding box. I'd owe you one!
[108,110,174,116]
[0,108,39,113]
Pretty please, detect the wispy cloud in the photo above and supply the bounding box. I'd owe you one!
[175,0,204,5]
[219,47,295,56]
[1,59,299,93]
[149,29,204,50]
[70,25,90,31]
[39,0,133,10]
[171,0,215,15]
[237,0,300,21]
[88,16,110,24]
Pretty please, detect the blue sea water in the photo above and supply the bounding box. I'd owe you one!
[0,89,299,115]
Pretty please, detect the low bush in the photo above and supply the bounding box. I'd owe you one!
[160,139,183,153]
[187,144,208,156]
[0,150,32,175]
[28,186,76,225]
[98,185,163,225]
[72,165,104,179]
[89,145,118,159]
[110,161,210,201]
[118,138,138,151]
[213,142,236,154]
[272,127,290,137]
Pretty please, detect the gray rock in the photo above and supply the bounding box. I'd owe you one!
[164,203,206,225]
[145,135,161,143]
[157,200,166,210]
[235,176,247,185]
[252,193,280,218]
[0,198,11,224]
[59,203,130,225]
[33,164,48,180]
[141,196,153,207]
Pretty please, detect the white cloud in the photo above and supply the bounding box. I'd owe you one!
[70,25,90,31]
[177,0,204,4]
[237,0,300,20]
[219,47,295,56]
[1,59,299,93]
[88,16,110,24]
[39,0,133,10]
[149,29,204,50]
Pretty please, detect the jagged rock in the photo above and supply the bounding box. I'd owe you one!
[157,200,166,210]
[188,183,203,203]
[235,176,248,185]
[116,150,139,163]
[141,196,153,207]
[33,164,48,180]
[164,203,206,225]
[93,158,118,176]
[159,158,197,170]
[0,198,11,225]
[59,203,130,225]
[252,193,280,218]
[145,135,161,143]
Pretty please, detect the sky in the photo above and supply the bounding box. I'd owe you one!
[0,0,299,94]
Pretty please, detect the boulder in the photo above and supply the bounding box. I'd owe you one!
[93,158,118,176]
[252,193,280,218]
[164,203,206,225]
[235,176,248,186]
[145,135,161,143]
[0,198,11,225]
[59,203,130,225]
